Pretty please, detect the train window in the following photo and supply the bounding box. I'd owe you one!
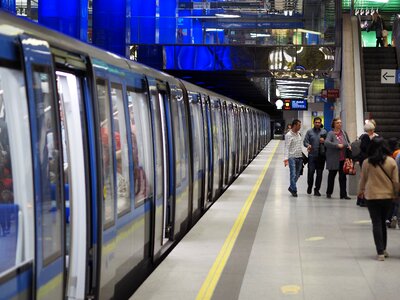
[96,79,115,228]
[127,86,153,207]
[111,83,130,216]
[32,66,63,265]
[0,67,34,274]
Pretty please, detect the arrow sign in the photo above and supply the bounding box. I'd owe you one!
[381,69,396,84]
[383,72,394,80]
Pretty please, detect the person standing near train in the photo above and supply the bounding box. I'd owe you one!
[284,119,303,197]
[303,117,327,196]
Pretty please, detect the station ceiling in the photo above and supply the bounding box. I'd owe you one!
[167,69,281,116]
[168,0,335,117]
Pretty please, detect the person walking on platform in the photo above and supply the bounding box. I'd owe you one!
[367,12,386,47]
[303,117,327,196]
[358,137,399,261]
[359,120,378,167]
[325,118,351,199]
[284,119,303,197]
[357,120,378,206]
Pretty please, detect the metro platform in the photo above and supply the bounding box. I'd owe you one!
[130,140,400,300]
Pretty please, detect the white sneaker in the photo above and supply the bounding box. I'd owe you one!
[384,250,389,258]
[377,254,385,261]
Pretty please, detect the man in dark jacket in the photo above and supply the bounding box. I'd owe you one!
[303,117,327,196]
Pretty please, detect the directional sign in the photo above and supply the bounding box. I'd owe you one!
[381,69,396,84]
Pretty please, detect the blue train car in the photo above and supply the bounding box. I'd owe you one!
[0,10,270,300]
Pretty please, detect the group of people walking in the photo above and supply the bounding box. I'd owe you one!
[284,117,351,199]
[284,118,400,261]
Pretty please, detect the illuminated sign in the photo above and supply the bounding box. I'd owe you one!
[283,99,308,110]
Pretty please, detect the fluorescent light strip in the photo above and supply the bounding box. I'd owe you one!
[279,86,309,90]
[205,28,225,32]
[278,90,307,93]
[297,28,322,35]
[215,13,241,18]
[276,80,311,85]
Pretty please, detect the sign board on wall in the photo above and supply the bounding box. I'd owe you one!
[321,89,339,99]
[283,99,308,111]
[380,69,399,84]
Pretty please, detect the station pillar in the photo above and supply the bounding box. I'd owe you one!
[92,0,127,56]
[159,0,176,44]
[38,0,88,41]
[130,0,156,44]
[0,0,16,13]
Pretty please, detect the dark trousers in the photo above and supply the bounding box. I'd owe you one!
[307,156,324,192]
[367,199,393,255]
[376,37,384,47]
[326,160,347,198]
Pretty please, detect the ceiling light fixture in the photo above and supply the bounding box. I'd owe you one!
[215,13,241,18]
[250,33,271,38]
[297,28,322,35]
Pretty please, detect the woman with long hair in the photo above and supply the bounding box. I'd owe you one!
[359,137,399,261]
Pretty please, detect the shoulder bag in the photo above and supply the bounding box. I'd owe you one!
[378,164,400,198]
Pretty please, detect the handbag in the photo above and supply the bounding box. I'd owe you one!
[382,29,388,37]
[343,158,356,175]
[378,164,400,197]
[302,152,308,165]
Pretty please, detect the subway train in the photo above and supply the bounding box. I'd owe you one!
[0,11,271,300]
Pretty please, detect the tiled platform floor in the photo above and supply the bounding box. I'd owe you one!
[131,140,400,300]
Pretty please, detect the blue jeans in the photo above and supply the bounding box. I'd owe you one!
[289,157,303,192]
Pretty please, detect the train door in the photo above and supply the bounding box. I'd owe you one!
[227,103,235,181]
[91,64,123,299]
[0,40,35,299]
[211,98,223,200]
[202,95,213,208]
[254,112,259,154]
[169,84,190,238]
[149,80,173,259]
[240,107,248,167]
[234,105,241,176]
[19,35,66,300]
[222,101,229,188]
[187,92,204,219]
[55,68,91,300]
[113,77,154,297]
[247,110,253,161]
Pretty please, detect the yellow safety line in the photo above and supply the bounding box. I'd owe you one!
[196,142,279,300]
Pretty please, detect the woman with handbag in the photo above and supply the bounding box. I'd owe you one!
[325,118,351,199]
[358,137,399,261]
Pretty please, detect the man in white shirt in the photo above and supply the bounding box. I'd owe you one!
[284,119,303,197]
